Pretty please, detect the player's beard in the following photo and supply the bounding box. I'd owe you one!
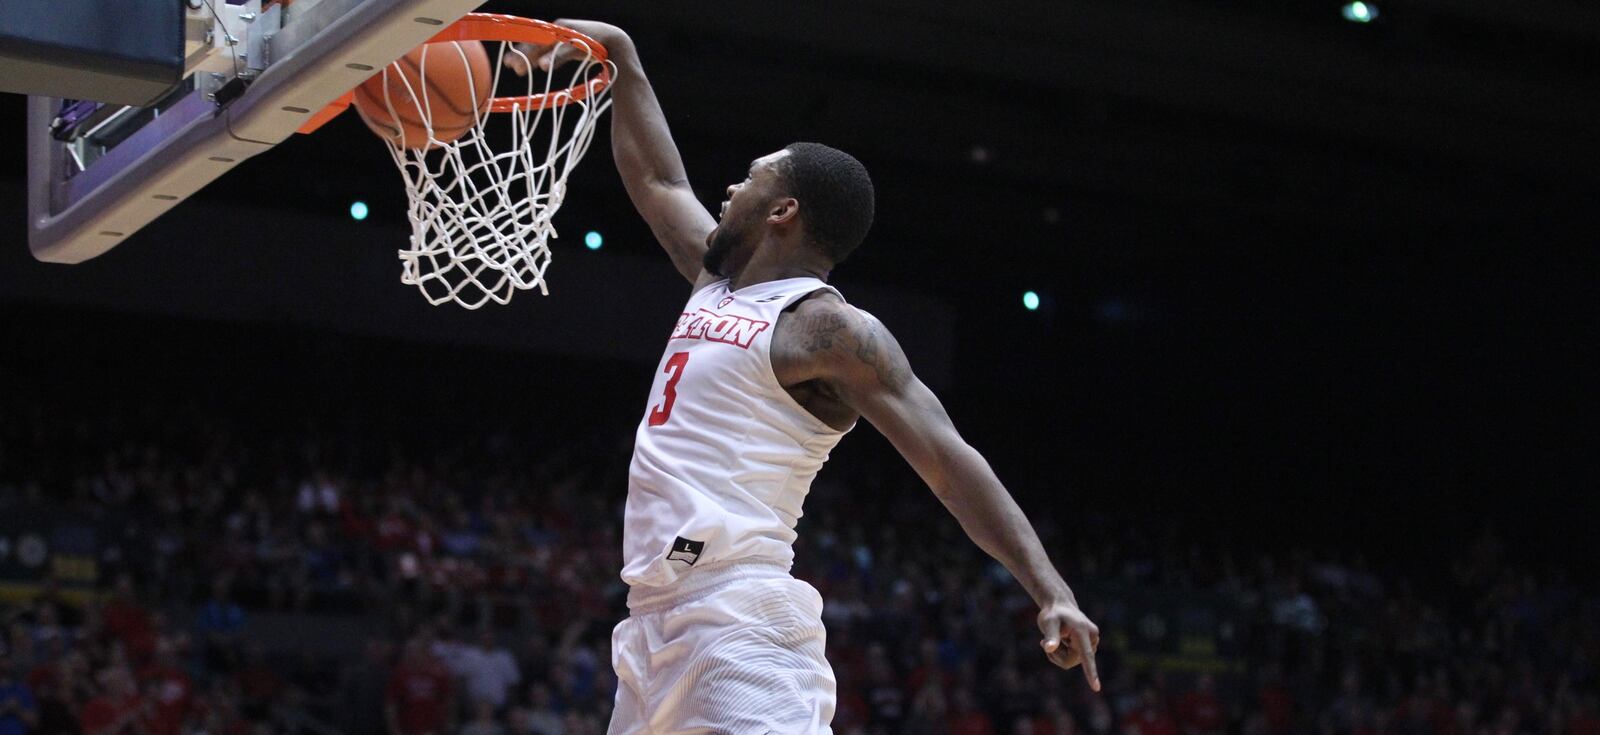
[703,225,739,277]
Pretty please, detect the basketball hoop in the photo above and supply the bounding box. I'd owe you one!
[356,14,613,309]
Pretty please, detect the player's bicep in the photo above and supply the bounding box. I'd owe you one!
[854,377,970,491]
[629,181,714,284]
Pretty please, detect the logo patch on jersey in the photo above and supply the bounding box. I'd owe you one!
[669,309,771,349]
[717,296,735,308]
[755,294,786,303]
[667,537,705,566]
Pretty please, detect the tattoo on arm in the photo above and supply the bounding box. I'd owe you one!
[801,311,848,351]
[801,308,912,390]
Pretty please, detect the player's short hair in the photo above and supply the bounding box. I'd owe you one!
[776,142,875,263]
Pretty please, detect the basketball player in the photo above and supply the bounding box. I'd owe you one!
[511,21,1101,734]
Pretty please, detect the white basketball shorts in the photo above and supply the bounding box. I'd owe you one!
[607,561,836,735]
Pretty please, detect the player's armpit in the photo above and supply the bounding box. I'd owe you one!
[782,299,962,483]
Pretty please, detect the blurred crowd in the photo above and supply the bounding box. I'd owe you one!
[1,400,1597,735]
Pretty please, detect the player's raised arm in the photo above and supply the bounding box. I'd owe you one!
[509,21,715,286]
[775,297,1103,690]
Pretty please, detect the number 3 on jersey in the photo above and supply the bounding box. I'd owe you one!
[648,352,690,426]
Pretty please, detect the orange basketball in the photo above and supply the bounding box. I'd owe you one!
[353,40,493,150]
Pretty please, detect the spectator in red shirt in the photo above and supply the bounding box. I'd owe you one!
[375,501,414,553]
[79,667,147,735]
[830,664,870,730]
[905,638,953,696]
[386,639,455,735]
[100,576,155,666]
[339,494,377,544]
[1570,694,1600,735]
[32,661,88,735]
[1035,695,1078,735]
[1176,674,1225,735]
[903,681,948,734]
[1256,667,1294,735]
[232,643,282,720]
[949,688,995,735]
[25,642,63,695]
[1122,686,1180,735]
[136,643,192,735]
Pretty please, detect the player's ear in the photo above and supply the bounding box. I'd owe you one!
[768,197,799,224]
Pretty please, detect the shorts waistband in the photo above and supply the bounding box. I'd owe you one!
[626,560,790,615]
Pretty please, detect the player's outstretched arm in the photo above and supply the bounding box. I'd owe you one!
[509,21,715,286]
[776,297,1102,690]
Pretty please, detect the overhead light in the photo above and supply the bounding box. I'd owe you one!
[1342,2,1378,23]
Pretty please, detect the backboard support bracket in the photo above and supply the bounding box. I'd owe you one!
[28,0,485,264]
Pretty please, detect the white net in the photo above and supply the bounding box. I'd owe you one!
[371,37,613,309]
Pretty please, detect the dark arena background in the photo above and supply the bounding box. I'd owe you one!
[2,2,1599,735]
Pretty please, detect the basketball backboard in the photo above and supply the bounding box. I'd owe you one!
[23,0,485,264]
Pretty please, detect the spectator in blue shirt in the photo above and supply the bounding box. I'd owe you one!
[0,654,39,735]
[195,578,246,675]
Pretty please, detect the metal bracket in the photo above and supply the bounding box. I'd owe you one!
[29,0,487,263]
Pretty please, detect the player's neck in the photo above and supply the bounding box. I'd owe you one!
[728,249,830,292]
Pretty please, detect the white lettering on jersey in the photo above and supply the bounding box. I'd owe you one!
[668,309,771,349]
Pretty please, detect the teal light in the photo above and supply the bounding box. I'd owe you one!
[1023,291,1041,311]
[349,201,369,221]
[585,230,604,250]
[1342,2,1377,23]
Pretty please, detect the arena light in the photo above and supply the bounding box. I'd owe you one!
[1342,2,1378,23]
[1023,291,1041,311]
[584,230,604,250]
[349,200,369,221]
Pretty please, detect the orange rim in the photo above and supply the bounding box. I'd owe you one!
[426,13,611,113]
[298,13,610,134]
[297,91,352,134]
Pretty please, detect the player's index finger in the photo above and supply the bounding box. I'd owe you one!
[1076,628,1101,691]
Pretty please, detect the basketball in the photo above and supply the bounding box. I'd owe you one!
[353,40,493,150]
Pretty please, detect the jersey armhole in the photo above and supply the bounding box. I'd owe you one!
[779,286,846,313]
[768,285,856,435]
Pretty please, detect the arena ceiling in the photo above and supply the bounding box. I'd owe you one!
[189,0,1596,291]
[3,0,1594,284]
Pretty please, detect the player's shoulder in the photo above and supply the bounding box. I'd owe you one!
[780,290,873,339]
[776,293,910,388]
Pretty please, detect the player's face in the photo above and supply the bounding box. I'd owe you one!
[704,151,790,277]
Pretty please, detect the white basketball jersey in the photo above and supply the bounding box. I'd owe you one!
[621,276,855,589]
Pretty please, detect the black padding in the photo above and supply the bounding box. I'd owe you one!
[0,0,184,107]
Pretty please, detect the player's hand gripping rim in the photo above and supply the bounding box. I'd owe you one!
[1039,600,1102,691]
[502,18,621,77]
